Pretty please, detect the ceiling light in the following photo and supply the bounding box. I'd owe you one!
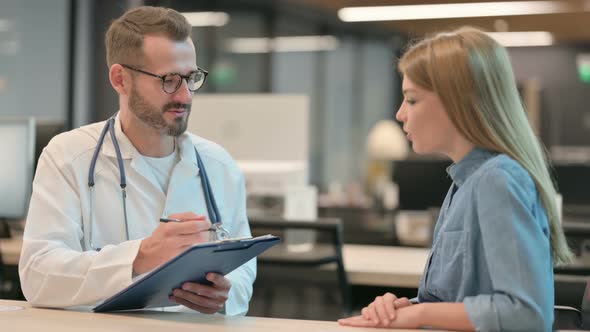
[338,1,574,22]
[182,12,229,27]
[487,31,554,47]
[225,36,339,53]
[274,36,338,52]
[225,38,272,53]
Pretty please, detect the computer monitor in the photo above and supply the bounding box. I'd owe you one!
[188,94,310,193]
[0,118,36,221]
[393,158,453,210]
[553,164,590,216]
[34,121,65,170]
[188,94,309,161]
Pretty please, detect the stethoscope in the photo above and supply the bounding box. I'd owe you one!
[83,115,230,251]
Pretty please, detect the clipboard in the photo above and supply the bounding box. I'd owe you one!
[93,234,280,312]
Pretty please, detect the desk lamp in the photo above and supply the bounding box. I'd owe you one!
[366,119,409,210]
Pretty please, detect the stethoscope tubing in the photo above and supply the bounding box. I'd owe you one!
[84,115,222,250]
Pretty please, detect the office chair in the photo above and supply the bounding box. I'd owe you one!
[0,242,12,299]
[552,220,590,330]
[248,217,352,320]
[553,275,590,330]
[0,244,4,295]
[0,239,23,300]
[0,220,10,239]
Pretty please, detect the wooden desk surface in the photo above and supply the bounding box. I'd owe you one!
[0,300,449,332]
[1,238,429,288]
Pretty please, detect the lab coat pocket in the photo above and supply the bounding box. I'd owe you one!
[429,230,466,301]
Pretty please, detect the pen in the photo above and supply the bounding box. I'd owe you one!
[159,217,182,223]
[159,217,217,232]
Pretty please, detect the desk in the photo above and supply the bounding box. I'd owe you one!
[0,299,448,332]
[319,207,398,245]
[0,237,429,288]
[343,245,428,288]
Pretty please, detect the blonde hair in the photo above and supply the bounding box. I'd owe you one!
[399,27,572,264]
[105,6,191,68]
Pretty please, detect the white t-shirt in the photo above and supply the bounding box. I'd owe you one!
[142,145,180,194]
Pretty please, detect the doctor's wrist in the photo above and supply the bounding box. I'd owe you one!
[133,239,152,275]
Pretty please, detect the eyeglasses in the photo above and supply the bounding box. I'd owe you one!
[121,64,208,94]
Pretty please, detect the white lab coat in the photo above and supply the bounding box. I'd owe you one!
[19,114,255,315]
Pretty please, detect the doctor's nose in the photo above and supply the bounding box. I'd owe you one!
[172,79,193,104]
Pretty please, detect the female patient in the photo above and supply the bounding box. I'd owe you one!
[339,27,572,331]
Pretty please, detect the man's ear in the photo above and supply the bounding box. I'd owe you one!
[109,64,130,96]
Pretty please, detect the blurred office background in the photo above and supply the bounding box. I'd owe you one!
[2,0,590,322]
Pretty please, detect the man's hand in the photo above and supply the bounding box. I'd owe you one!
[170,273,232,314]
[338,292,414,328]
[133,212,211,275]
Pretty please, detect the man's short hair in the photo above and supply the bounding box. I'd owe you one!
[105,6,191,68]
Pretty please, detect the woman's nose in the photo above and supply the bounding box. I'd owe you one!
[396,105,406,122]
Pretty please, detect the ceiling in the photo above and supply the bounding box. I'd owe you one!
[286,0,590,44]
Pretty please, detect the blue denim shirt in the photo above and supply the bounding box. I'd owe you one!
[417,148,554,332]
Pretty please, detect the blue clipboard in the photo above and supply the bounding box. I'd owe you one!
[93,234,280,312]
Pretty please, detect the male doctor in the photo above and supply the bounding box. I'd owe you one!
[18,6,255,315]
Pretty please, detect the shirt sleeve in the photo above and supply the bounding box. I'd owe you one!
[222,172,256,316]
[19,143,140,308]
[463,166,553,332]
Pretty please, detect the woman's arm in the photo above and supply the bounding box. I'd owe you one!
[464,166,553,331]
[339,302,475,330]
[416,303,475,331]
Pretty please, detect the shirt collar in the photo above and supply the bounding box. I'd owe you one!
[447,147,497,186]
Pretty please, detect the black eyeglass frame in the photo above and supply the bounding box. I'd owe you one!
[120,64,209,94]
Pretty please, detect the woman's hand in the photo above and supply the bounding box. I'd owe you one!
[338,298,420,329]
[339,293,414,327]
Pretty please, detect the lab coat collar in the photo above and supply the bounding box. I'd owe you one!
[176,130,200,170]
[100,113,199,167]
[100,113,136,160]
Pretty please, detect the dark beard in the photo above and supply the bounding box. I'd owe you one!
[128,85,191,137]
